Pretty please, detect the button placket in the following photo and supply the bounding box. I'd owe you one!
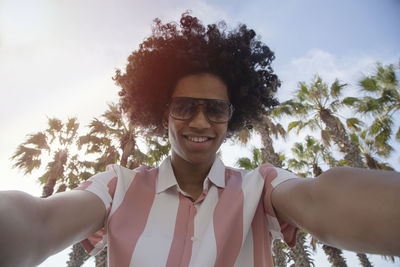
[189,202,197,242]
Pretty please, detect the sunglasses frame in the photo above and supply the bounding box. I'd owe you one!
[167,97,234,124]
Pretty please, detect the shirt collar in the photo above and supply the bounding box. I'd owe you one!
[156,155,226,194]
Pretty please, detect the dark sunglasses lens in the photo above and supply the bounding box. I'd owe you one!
[170,98,196,119]
[206,100,231,123]
[169,98,232,122]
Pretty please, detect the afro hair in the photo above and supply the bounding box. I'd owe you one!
[114,12,280,137]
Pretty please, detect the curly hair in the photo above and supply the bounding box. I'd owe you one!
[114,12,280,137]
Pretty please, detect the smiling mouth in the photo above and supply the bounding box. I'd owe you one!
[184,135,213,143]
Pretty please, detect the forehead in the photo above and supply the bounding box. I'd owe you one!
[172,73,229,101]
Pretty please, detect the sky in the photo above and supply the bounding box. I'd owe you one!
[1,0,399,266]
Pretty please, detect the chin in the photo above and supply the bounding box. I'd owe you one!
[175,151,216,166]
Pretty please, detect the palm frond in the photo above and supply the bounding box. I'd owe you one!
[237,128,251,144]
[346,118,363,132]
[102,104,123,127]
[269,105,291,118]
[287,121,302,133]
[65,118,79,144]
[23,132,50,151]
[330,79,347,98]
[46,117,63,143]
[276,123,287,139]
[342,97,359,106]
[47,117,63,131]
[11,145,42,174]
[287,158,308,171]
[236,157,253,170]
[297,82,311,102]
[360,77,378,92]
[369,116,392,136]
[329,99,343,113]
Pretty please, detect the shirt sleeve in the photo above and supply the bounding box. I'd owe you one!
[74,165,118,255]
[258,164,299,247]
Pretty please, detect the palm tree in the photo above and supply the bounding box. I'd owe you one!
[274,75,364,168]
[349,130,395,171]
[276,76,375,266]
[11,117,86,197]
[287,136,325,178]
[79,103,170,169]
[78,104,140,171]
[344,61,400,158]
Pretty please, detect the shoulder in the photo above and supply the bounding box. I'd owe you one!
[257,164,299,188]
[231,163,298,186]
[106,164,158,178]
[86,164,159,193]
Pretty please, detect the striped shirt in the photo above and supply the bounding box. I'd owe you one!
[76,156,298,267]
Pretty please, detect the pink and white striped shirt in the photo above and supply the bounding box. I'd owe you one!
[76,156,298,267]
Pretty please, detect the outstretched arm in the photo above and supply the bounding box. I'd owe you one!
[271,167,400,256]
[0,190,105,267]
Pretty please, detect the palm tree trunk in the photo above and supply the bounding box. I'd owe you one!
[67,243,89,267]
[42,177,57,198]
[364,154,380,169]
[273,239,288,267]
[255,118,318,266]
[42,150,69,197]
[319,109,364,168]
[255,120,287,266]
[120,135,135,167]
[319,109,374,266]
[255,122,282,168]
[288,231,313,267]
[95,249,108,267]
[322,244,347,267]
[312,163,323,177]
[356,253,373,267]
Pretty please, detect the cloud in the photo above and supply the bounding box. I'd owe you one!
[275,49,399,101]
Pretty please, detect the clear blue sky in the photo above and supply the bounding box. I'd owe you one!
[0,0,399,266]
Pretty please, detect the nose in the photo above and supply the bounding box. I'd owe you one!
[188,105,211,129]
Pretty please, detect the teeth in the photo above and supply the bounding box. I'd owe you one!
[187,136,209,143]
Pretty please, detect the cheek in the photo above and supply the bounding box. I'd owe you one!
[168,119,182,142]
[216,125,228,140]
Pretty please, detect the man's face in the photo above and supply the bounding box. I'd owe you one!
[166,73,229,166]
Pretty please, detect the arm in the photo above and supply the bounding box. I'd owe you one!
[271,167,400,256]
[0,190,105,267]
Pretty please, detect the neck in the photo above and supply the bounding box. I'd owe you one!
[170,153,215,198]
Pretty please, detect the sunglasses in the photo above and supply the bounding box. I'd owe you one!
[168,97,234,124]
